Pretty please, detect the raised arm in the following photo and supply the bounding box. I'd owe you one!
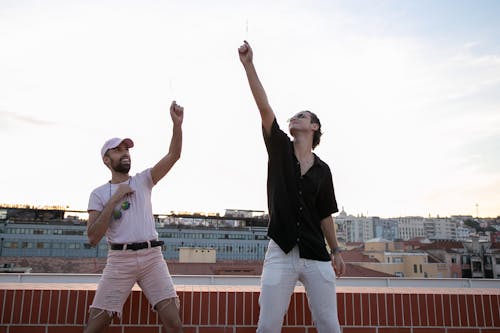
[151,100,184,185]
[238,41,275,136]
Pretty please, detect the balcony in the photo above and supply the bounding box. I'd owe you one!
[1,274,499,332]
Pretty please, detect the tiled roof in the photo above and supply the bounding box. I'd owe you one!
[341,248,380,263]
[419,240,464,250]
[344,264,395,277]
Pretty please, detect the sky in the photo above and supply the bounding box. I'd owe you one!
[1,0,500,218]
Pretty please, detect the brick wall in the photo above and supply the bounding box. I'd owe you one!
[1,284,499,332]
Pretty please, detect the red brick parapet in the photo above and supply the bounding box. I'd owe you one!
[1,283,499,332]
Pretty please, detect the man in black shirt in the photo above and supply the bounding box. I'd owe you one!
[238,40,346,333]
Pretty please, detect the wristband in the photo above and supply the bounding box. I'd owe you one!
[330,247,342,255]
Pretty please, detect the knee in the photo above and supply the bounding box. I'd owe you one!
[168,320,183,332]
[84,308,113,333]
[163,317,182,333]
[156,298,182,332]
[257,322,280,333]
[257,314,283,333]
[315,317,341,333]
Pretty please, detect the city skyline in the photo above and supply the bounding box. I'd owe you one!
[1,1,500,218]
[1,202,497,220]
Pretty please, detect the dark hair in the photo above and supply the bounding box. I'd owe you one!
[305,110,322,149]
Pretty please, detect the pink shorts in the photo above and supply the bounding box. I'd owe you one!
[90,246,178,317]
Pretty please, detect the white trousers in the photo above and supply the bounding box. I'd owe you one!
[257,240,341,333]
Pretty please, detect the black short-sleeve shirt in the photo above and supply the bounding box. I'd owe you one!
[263,118,338,261]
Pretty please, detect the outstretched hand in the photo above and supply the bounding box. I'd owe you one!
[170,100,184,126]
[238,40,253,64]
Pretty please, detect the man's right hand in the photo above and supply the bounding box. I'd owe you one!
[114,184,134,201]
[238,40,253,65]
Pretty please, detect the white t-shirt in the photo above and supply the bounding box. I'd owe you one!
[87,168,159,244]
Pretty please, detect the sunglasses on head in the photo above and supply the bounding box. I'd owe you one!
[288,112,309,122]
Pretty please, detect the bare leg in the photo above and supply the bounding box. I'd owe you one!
[83,308,113,333]
[156,297,183,333]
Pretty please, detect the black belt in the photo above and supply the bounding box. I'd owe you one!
[110,240,164,251]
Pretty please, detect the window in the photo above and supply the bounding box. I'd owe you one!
[413,264,417,273]
[62,230,84,236]
[419,264,423,273]
[451,257,457,264]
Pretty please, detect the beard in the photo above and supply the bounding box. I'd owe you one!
[110,157,131,173]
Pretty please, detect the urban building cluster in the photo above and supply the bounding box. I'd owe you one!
[335,207,500,278]
[1,204,499,279]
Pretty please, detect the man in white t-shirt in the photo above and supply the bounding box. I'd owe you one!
[84,101,184,333]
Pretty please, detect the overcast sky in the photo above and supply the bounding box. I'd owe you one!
[1,0,499,218]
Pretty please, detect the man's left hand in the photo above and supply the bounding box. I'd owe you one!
[331,253,346,277]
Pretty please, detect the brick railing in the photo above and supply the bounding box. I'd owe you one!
[1,283,499,333]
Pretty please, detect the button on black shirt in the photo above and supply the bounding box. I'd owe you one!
[263,118,339,261]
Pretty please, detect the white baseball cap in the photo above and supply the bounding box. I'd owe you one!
[101,137,134,158]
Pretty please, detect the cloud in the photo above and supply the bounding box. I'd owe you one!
[0,110,56,129]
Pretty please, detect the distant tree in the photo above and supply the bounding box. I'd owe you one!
[464,219,497,233]
[464,219,481,231]
[485,226,497,232]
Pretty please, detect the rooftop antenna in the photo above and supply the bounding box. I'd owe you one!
[169,79,174,99]
[246,19,249,40]
[169,78,180,102]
